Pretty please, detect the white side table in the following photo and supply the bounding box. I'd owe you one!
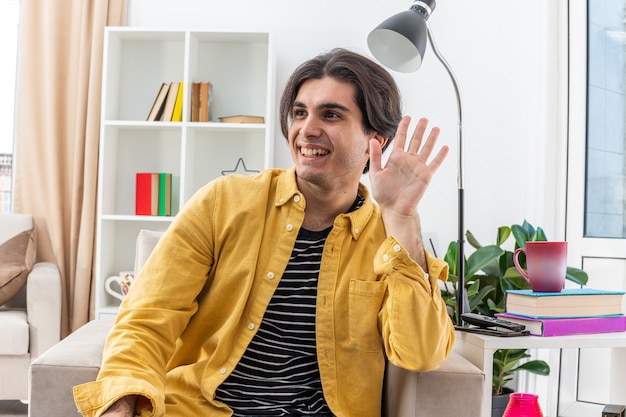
[453,330,626,417]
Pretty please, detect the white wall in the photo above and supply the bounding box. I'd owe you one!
[127,0,566,255]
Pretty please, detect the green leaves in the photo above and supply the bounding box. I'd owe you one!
[567,266,589,286]
[466,245,505,277]
[492,349,550,396]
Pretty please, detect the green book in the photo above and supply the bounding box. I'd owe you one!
[158,173,172,216]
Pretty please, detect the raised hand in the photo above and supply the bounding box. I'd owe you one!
[368,116,448,267]
[369,116,448,215]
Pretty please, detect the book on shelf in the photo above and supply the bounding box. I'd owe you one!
[135,173,159,215]
[158,172,172,216]
[190,82,201,122]
[495,312,626,337]
[160,82,179,121]
[136,172,173,216]
[146,83,169,121]
[504,288,625,318]
[171,82,184,122]
[199,81,213,122]
[218,115,264,124]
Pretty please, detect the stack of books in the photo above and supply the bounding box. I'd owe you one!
[496,288,626,337]
[190,81,213,122]
[146,82,184,122]
[135,172,172,216]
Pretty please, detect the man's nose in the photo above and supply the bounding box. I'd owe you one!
[300,115,322,137]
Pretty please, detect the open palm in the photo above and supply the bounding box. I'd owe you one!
[369,116,449,216]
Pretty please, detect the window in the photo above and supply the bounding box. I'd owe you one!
[585,0,626,237]
[0,0,19,213]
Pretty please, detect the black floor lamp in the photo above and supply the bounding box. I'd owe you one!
[367,0,468,324]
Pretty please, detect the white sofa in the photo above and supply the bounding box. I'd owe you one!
[0,213,62,401]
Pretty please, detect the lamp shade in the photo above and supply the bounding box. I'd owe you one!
[367,9,429,73]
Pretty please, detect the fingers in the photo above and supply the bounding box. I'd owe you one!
[416,125,441,162]
[397,116,443,164]
[392,116,411,152]
[406,117,428,154]
[428,144,450,173]
[369,138,383,175]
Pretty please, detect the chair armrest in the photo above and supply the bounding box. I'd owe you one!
[26,261,62,358]
[383,351,485,417]
[29,319,114,417]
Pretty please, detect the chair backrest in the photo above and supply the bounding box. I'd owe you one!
[134,229,164,274]
[0,213,33,245]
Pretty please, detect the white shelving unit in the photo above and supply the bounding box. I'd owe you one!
[95,28,275,318]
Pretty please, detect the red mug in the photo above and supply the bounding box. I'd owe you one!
[513,241,567,292]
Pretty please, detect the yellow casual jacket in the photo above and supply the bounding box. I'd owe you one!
[73,167,455,417]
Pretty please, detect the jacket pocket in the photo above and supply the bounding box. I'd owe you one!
[348,280,386,352]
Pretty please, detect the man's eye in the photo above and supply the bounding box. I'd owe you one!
[293,109,306,117]
[325,111,339,119]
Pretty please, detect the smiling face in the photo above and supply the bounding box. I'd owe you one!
[288,77,383,192]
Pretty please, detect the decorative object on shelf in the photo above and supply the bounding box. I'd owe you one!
[105,271,135,302]
[503,392,543,417]
[221,158,260,176]
[218,115,264,124]
[367,0,469,322]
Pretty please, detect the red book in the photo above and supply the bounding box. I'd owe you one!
[495,313,626,337]
[135,173,159,215]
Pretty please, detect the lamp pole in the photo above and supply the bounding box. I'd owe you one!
[425,22,467,324]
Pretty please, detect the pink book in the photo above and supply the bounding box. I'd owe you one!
[495,313,626,337]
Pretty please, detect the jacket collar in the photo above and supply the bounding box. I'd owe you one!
[275,167,376,240]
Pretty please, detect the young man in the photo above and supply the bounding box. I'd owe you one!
[74,48,455,417]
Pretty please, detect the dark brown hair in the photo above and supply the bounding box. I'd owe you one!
[279,48,403,173]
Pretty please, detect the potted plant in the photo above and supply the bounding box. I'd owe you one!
[441,220,588,416]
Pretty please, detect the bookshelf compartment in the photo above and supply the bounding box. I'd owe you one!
[189,32,270,121]
[96,219,171,314]
[104,30,186,122]
[100,125,182,216]
[183,128,266,197]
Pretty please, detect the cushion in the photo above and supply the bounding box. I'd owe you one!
[0,228,36,305]
[134,229,164,274]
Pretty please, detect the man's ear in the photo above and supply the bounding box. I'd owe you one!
[371,132,388,150]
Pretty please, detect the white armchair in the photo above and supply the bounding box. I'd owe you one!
[29,229,484,417]
[0,213,62,401]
